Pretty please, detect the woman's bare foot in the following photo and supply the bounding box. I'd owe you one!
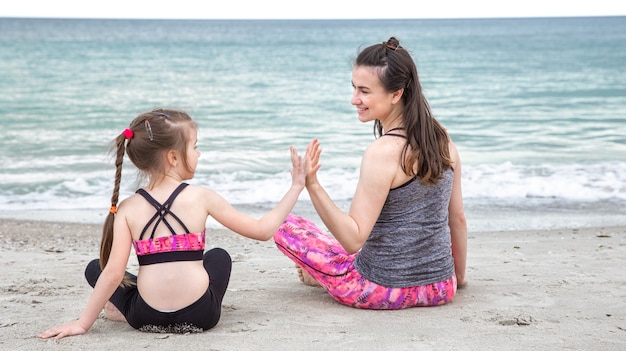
[296,265,320,286]
[104,302,127,322]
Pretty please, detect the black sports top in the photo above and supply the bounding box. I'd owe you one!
[131,183,205,266]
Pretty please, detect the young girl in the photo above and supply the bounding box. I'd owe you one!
[274,37,468,310]
[39,108,305,339]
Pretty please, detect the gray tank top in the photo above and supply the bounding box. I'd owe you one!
[354,168,455,287]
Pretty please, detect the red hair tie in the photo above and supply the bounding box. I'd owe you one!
[122,129,134,139]
[109,205,117,214]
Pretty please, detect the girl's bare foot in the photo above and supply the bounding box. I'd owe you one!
[296,265,320,286]
[104,302,127,322]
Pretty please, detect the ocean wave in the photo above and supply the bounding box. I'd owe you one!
[1,161,625,212]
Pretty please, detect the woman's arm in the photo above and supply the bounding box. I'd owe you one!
[207,146,305,241]
[448,141,468,287]
[304,138,396,253]
[39,212,132,339]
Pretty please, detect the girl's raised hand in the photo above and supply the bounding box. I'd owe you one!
[289,146,305,189]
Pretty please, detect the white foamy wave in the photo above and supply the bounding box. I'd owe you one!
[463,161,626,201]
[1,162,624,214]
[0,176,112,211]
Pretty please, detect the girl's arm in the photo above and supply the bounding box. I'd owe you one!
[206,146,305,241]
[39,211,132,339]
[304,138,396,254]
[448,141,468,287]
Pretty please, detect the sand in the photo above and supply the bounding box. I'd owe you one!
[0,219,625,350]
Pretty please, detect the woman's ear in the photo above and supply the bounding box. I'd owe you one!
[392,88,404,104]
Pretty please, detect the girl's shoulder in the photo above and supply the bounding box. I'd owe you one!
[183,184,214,197]
[118,192,143,208]
[179,184,222,206]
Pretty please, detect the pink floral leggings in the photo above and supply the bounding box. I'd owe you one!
[274,214,457,310]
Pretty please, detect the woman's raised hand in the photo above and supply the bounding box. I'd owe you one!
[304,139,322,185]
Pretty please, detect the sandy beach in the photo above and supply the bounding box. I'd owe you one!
[1,218,625,350]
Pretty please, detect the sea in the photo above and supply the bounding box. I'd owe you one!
[1,16,625,232]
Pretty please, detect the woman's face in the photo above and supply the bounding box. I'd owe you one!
[350,65,397,124]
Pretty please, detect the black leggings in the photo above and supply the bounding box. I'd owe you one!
[85,248,232,332]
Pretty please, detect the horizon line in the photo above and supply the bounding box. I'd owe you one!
[1,14,625,21]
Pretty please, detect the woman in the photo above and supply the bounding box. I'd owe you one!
[274,37,467,310]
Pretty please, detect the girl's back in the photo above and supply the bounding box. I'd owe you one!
[121,182,210,311]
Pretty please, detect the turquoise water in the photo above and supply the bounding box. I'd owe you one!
[1,17,625,231]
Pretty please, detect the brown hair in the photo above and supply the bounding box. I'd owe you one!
[356,37,451,184]
[100,109,196,286]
